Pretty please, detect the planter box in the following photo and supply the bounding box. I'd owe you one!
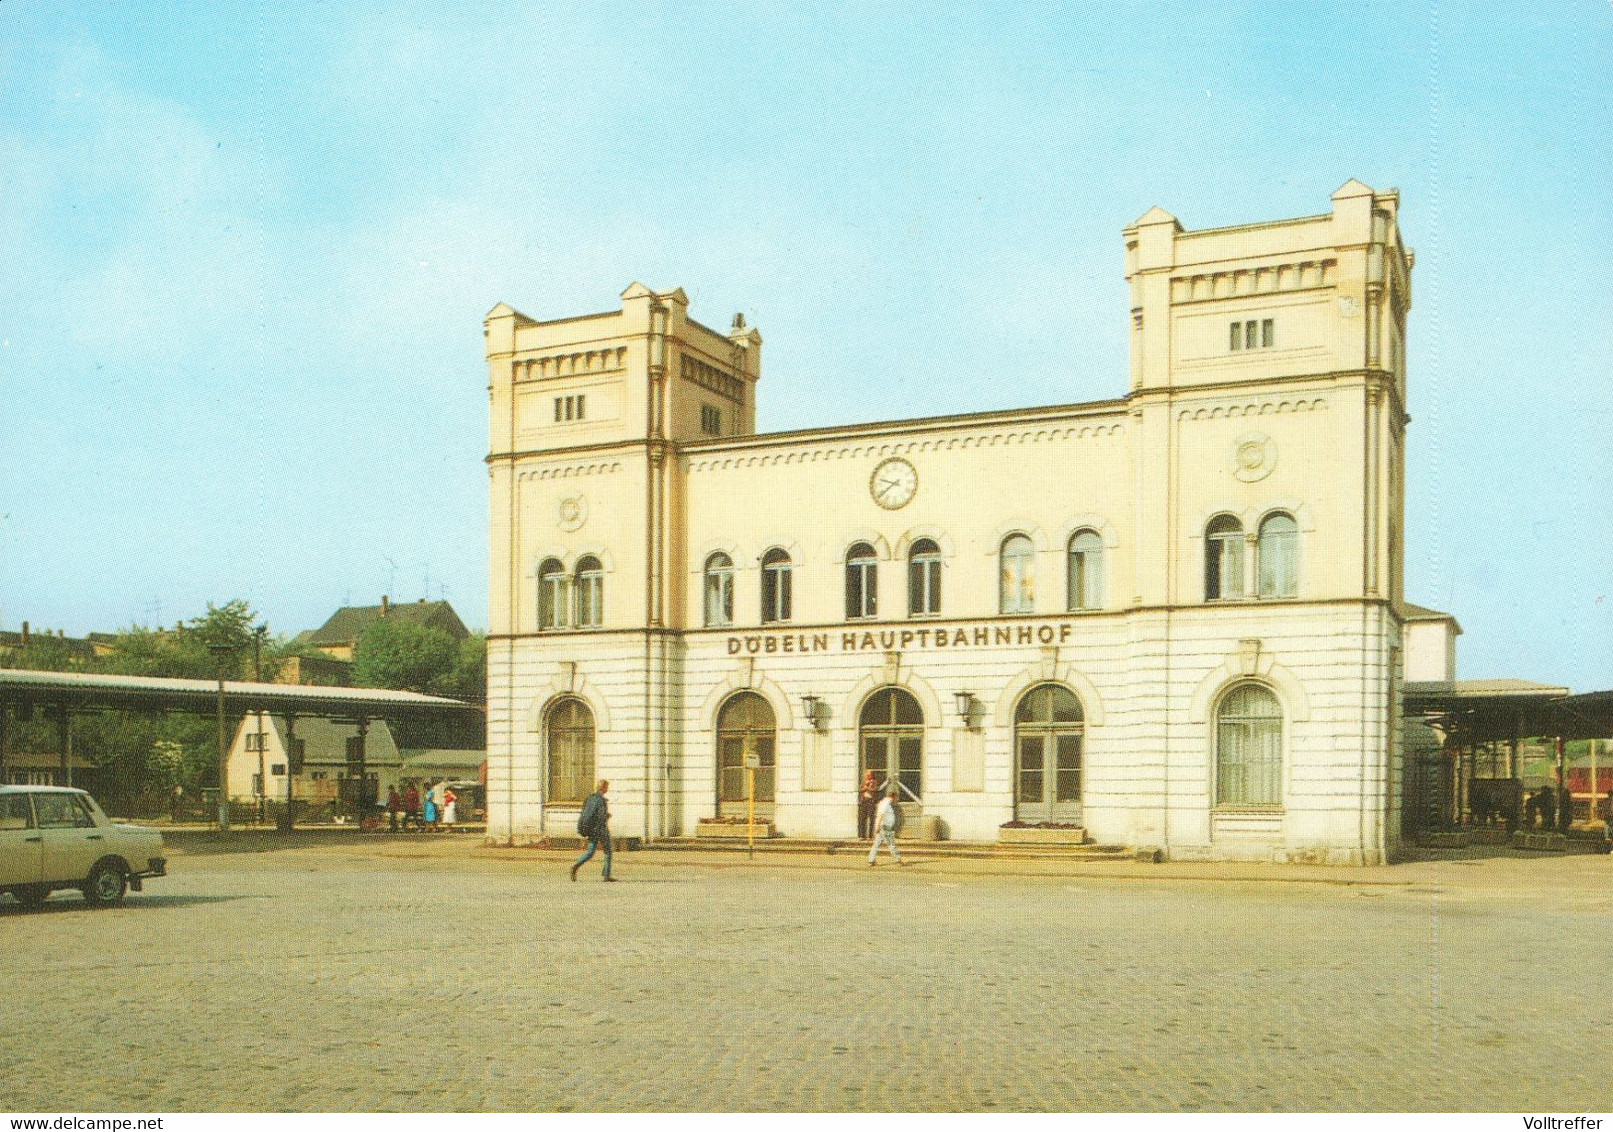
[696,821,775,840]
[998,826,1086,846]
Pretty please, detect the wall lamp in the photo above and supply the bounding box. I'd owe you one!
[800,694,827,731]
[955,691,979,729]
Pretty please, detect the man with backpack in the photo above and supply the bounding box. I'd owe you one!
[868,788,906,867]
[571,779,616,882]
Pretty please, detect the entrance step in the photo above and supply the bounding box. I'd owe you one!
[653,836,1134,861]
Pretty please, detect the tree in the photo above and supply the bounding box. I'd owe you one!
[99,600,272,681]
[437,632,487,702]
[352,617,458,694]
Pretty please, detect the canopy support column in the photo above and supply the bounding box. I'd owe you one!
[281,713,298,834]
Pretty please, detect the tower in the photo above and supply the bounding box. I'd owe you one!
[483,285,761,842]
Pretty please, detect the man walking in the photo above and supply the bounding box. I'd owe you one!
[571,779,617,882]
[868,788,905,867]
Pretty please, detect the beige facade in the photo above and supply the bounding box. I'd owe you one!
[484,181,1414,863]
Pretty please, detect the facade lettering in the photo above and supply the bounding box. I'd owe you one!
[727,621,1094,655]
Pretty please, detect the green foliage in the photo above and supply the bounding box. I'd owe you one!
[0,635,85,672]
[5,600,277,809]
[439,632,487,702]
[352,617,458,694]
[98,600,276,681]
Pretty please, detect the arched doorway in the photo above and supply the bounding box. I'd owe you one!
[546,697,595,806]
[716,692,776,819]
[859,687,924,826]
[1014,683,1083,823]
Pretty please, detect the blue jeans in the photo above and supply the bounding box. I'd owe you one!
[869,827,902,863]
[574,834,612,877]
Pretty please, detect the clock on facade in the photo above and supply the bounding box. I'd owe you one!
[869,457,918,509]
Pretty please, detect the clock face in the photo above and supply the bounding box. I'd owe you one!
[870,457,918,509]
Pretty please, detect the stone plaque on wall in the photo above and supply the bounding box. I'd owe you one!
[801,730,833,792]
[952,728,985,792]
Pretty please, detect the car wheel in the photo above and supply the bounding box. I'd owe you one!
[13,885,49,909]
[83,863,127,907]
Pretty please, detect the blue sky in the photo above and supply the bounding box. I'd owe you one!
[1,2,1609,689]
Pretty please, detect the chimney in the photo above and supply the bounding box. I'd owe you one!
[381,595,390,617]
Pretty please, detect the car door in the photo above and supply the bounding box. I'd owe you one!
[35,793,103,885]
[0,793,43,888]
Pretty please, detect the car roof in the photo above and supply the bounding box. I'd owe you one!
[0,784,87,794]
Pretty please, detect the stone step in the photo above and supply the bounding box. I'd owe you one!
[651,836,1136,861]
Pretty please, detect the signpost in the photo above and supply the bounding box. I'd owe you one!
[744,742,759,859]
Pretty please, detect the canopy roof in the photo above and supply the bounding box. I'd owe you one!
[1404,680,1613,743]
[0,668,479,724]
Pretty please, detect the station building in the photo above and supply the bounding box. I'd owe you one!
[483,180,1414,863]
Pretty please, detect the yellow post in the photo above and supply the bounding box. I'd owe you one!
[744,737,757,860]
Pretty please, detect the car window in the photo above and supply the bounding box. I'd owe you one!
[0,794,34,831]
[34,794,95,829]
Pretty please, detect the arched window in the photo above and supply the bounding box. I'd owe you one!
[716,692,776,813]
[1000,534,1035,614]
[1257,512,1298,598]
[1205,515,1245,601]
[845,542,878,620]
[859,687,924,804]
[908,538,942,617]
[538,558,569,630]
[546,697,595,804]
[760,548,793,623]
[1215,683,1283,806]
[574,556,603,628]
[1014,684,1084,822]
[1067,530,1103,611]
[703,552,734,627]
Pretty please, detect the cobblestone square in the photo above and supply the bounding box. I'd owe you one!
[3,836,1610,1112]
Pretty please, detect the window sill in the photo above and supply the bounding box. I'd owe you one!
[1211,805,1285,815]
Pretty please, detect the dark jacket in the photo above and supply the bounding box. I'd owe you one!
[577,792,610,838]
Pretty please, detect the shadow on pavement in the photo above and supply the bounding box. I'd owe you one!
[0,892,260,915]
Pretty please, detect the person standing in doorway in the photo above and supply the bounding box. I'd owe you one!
[857,769,879,840]
[571,779,616,882]
[869,788,905,867]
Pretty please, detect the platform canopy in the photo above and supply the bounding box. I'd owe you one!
[1404,680,1613,743]
[0,668,480,724]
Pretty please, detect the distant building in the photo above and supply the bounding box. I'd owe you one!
[297,597,470,663]
[227,711,484,806]
[273,652,354,687]
[0,623,111,666]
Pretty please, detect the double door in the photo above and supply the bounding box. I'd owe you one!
[718,733,775,818]
[861,732,922,830]
[1015,731,1083,824]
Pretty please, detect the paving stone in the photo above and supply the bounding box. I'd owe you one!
[0,839,1609,1111]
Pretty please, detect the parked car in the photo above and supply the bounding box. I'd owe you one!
[0,785,167,909]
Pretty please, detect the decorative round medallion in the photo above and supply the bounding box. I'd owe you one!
[557,495,588,531]
[1233,434,1276,483]
[869,457,918,509]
